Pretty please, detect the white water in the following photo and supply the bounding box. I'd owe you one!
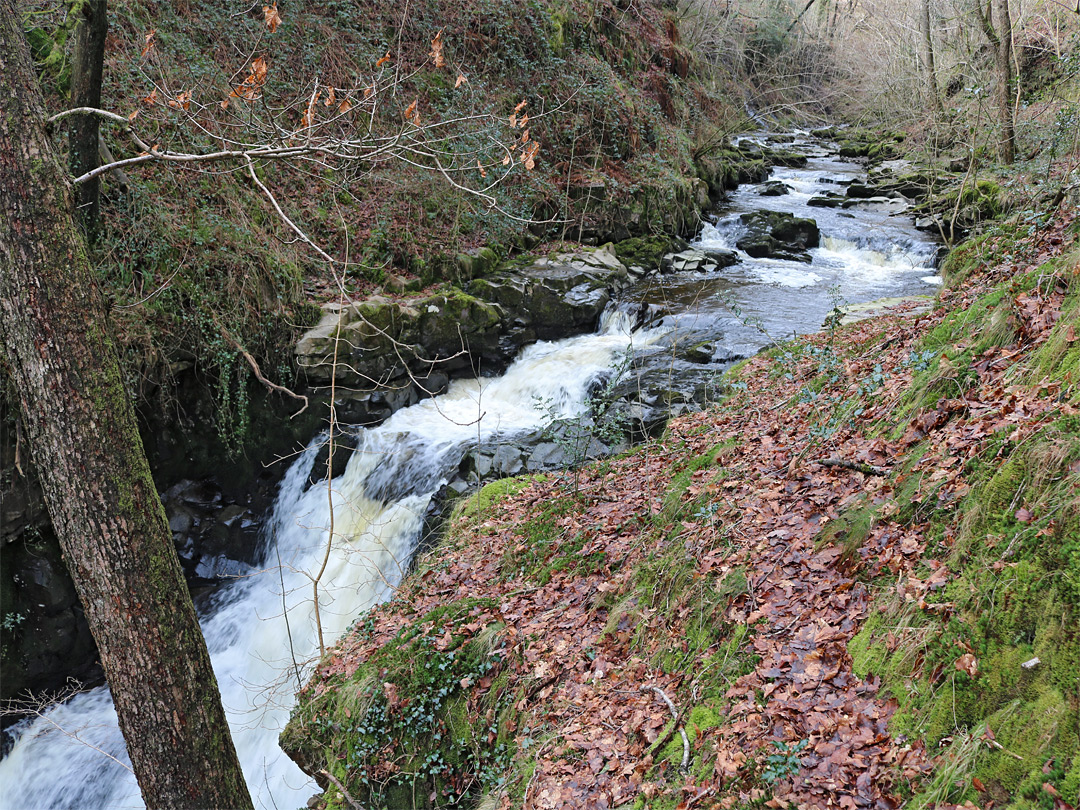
[0,309,661,810]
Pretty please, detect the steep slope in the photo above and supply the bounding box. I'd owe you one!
[281,210,1080,809]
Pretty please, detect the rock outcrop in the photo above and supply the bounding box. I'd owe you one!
[295,246,633,423]
[736,211,821,262]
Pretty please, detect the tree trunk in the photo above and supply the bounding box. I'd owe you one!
[0,6,254,809]
[69,0,108,237]
[920,0,945,116]
[993,0,1016,163]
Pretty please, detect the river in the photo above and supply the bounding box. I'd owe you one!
[0,133,940,810]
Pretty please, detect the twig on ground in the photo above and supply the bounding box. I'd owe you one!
[320,769,365,809]
[816,457,887,476]
[641,685,690,771]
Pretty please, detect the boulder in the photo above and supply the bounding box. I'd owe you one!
[761,181,791,197]
[845,182,881,199]
[297,246,631,397]
[612,235,677,273]
[661,249,718,274]
[453,246,501,281]
[701,247,739,268]
[807,193,845,208]
[296,291,504,387]
[736,211,820,262]
[764,148,809,168]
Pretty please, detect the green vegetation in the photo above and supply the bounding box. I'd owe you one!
[281,600,515,810]
[846,240,1080,807]
[18,0,759,447]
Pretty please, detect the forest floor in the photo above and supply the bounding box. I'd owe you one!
[285,208,1080,810]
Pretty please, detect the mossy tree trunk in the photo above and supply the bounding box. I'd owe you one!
[992,0,1016,164]
[920,0,944,117]
[0,5,253,809]
[69,0,108,237]
[975,0,1016,164]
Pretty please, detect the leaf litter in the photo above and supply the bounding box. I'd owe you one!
[302,211,1079,809]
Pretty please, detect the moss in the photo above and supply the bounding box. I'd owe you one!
[282,600,515,810]
[450,474,541,523]
[848,412,1080,805]
[612,235,674,270]
[497,493,608,585]
[1020,285,1080,396]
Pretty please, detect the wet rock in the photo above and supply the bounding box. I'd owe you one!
[308,427,360,487]
[162,479,263,582]
[701,247,739,268]
[297,290,504,388]
[661,249,718,274]
[845,182,880,199]
[298,245,632,399]
[761,181,791,197]
[807,193,845,208]
[612,235,676,273]
[736,211,820,262]
[0,531,101,701]
[683,342,716,363]
[764,149,809,168]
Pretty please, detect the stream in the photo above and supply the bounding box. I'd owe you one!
[0,133,941,810]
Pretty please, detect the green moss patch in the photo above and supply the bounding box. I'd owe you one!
[282,600,515,810]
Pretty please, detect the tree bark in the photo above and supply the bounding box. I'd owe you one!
[69,0,108,237]
[920,0,945,116]
[0,5,254,809]
[993,0,1016,163]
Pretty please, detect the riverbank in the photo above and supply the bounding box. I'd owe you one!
[0,128,928,705]
[281,207,1080,808]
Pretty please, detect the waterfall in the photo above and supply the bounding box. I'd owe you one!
[0,314,664,810]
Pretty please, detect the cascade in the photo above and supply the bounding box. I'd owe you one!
[0,314,664,810]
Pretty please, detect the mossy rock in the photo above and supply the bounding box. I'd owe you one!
[736,210,819,261]
[453,247,502,282]
[612,235,676,271]
[281,603,515,810]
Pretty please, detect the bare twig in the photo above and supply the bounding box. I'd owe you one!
[641,685,691,771]
[815,457,887,476]
[319,769,366,809]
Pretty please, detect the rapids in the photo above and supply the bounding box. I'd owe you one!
[0,135,941,810]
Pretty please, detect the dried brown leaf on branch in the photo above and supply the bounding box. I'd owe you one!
[140,29,156,60]
[230,57,268,102]
[263,2,282,33]
[167,90,192,111]
[509,99,527,128]
[430,30,445,68]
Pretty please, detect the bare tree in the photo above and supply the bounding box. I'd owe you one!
[921,0,946,115]
[973,0,1017,161]
[68,0,108,236]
